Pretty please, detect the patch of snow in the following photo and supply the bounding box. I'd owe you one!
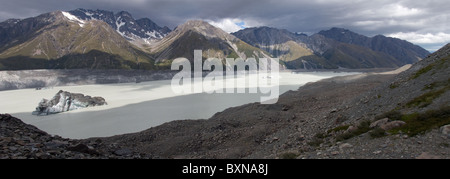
[85,12,94,17]
[84,11,98,21]
[62,11,85,27]
[115,17,126,36]
[145,31,161,39]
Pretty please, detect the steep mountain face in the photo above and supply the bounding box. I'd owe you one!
[0,13,56,52]
[321,42,403,68]
[149,20,271,64]
[68,8,171,46]
[232,27,332,69]
[233,27,407,69]
[231,27,316,62]
[318,28,430,64]
[230,27,298,47]
[0,11,156,70]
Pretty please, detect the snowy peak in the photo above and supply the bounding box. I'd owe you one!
[136,18,171,35]
[0,9,157,70]
[68,8,171,43]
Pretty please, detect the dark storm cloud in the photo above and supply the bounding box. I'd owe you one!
[1,0,449,51]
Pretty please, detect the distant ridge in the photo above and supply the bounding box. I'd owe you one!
[319,27,430,64]
[233,27,430,69]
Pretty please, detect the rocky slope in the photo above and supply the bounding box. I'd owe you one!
[0,114,146,159]
[267,43,450,158]
[331,43,450,123]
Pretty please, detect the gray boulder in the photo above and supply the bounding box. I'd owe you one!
[441,125,450,138]
[380,121,406,131]
[370,118,389,128]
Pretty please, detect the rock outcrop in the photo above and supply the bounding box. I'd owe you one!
[0,113,143,159]
[32,90,107,115]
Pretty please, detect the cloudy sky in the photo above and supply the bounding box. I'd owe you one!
[1,0,449,51]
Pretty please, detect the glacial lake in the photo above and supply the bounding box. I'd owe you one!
[0,71,358,139]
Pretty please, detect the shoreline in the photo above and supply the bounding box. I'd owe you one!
[0,68,396,91]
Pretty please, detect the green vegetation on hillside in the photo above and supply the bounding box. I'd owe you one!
[406,77,450,108]
[335,121,371,141]
[388,106,450,136]
[411,55,449,80]
[327,125,350,133]
[281,41,313,62]
[234,40,271,60]
[412,64,433,79]
[406,87,449,108]
[374,110,402,121]
[329,105,450,142]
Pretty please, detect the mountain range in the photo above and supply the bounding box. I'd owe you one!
[0,11,156,70]
[68,8,171,47]
[147,20,271,64]
[232,27,430,69]
[0,9,431,70]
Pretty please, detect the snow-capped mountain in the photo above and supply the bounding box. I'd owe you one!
[0,8,431,71]
[0,11,157,70]
[68,8,171,45]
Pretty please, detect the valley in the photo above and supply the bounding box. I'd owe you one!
[0,7,448,160]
